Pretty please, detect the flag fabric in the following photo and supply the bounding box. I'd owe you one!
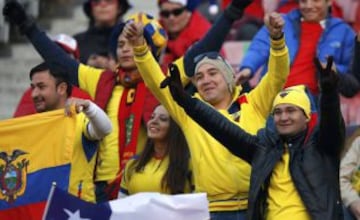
[43,185,210,220]
[0,110,76,220]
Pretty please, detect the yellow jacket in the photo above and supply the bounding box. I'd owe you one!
[134,37,289,211]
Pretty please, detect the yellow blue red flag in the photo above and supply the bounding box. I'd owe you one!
[0,109,76,220]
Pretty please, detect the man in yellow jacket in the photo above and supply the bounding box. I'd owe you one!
[123,11,289,219]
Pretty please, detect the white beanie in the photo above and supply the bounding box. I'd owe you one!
[194,55,235,94]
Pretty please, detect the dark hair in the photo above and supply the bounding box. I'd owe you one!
[129,113,190,194]
[29,62,72,97]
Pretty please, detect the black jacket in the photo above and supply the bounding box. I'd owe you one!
[74,26,114,64]
[182,88,345,220]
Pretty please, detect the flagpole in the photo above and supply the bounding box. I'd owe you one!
[42,182,57,220]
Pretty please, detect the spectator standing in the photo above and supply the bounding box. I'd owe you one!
[119,105,192,196]
[163,56,345,220]
[13,33,91,117]
[340,136,360,220]
[74,0,130,69]
[124,9,288,219]
[158,0,211,69]
[29,62,112,202]
[237,0,356,98]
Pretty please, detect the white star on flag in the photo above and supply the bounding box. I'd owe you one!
[63,209,90,220]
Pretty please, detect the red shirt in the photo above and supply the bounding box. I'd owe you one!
[285,22,323,94]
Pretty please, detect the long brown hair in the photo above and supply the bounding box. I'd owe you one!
[129,112,190,194]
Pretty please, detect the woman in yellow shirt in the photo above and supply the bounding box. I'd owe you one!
[119,105,192,196]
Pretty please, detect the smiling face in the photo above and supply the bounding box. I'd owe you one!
[273,104,309,137]
[30,70,67,113]
[299,0,330,22]
[147,105,171,142]
[159,2,191,37]
[194,63,232,109]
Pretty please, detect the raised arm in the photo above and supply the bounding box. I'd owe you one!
[246,12,289,120]
[315,56,345,156]
[183,0,253,77]
[3,1,80,85]
[160,64,258,163]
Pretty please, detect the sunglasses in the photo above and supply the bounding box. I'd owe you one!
[160,7,186,18]
[194,52,224,64]
[91,0,116,7]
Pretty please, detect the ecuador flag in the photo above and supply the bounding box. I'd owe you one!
[0,109,76,220]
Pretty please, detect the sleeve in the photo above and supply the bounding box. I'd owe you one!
[25,25,79,85]
[338,73,360,98]
[181,97,258,163]
[83,101,112,140]
[238,25,271,77]
[352,37,360,83]
[340,137,360,207]
[183,12,235,77]
[335,26,355,75]
[317,81,345,156]
[246,36,290,120]
[133,44,191,127]
[77,64,104,99]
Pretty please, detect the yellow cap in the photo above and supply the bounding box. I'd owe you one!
[272,85,311,118]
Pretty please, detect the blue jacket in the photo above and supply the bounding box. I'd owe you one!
[240,9,355,83]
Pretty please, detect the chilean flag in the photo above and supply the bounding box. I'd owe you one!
[43,186,210,220]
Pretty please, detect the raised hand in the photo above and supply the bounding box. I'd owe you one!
[314,56,339,92]
[264,12,285,39]
[160,63,192,107]
[122,14,145,47]
[2,0,33,33]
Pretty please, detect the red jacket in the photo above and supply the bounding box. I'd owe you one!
[161,11,211,68]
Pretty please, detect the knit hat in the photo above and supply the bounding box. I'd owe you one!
[194,52,235,94]
[109,13,168,61]
[272,85,311,118]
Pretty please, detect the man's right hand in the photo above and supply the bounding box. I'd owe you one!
[3,0,27,26]
[122,14,146,47]
[3,0,34,34]
[264,12,284,39]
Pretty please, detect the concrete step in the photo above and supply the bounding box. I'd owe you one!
[0,43,42,119]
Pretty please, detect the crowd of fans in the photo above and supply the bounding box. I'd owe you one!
[2,0,360,219]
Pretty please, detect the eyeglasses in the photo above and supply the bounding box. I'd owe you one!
[193,52,224,64]
[91,0,116,7]
[160,7,186,18]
